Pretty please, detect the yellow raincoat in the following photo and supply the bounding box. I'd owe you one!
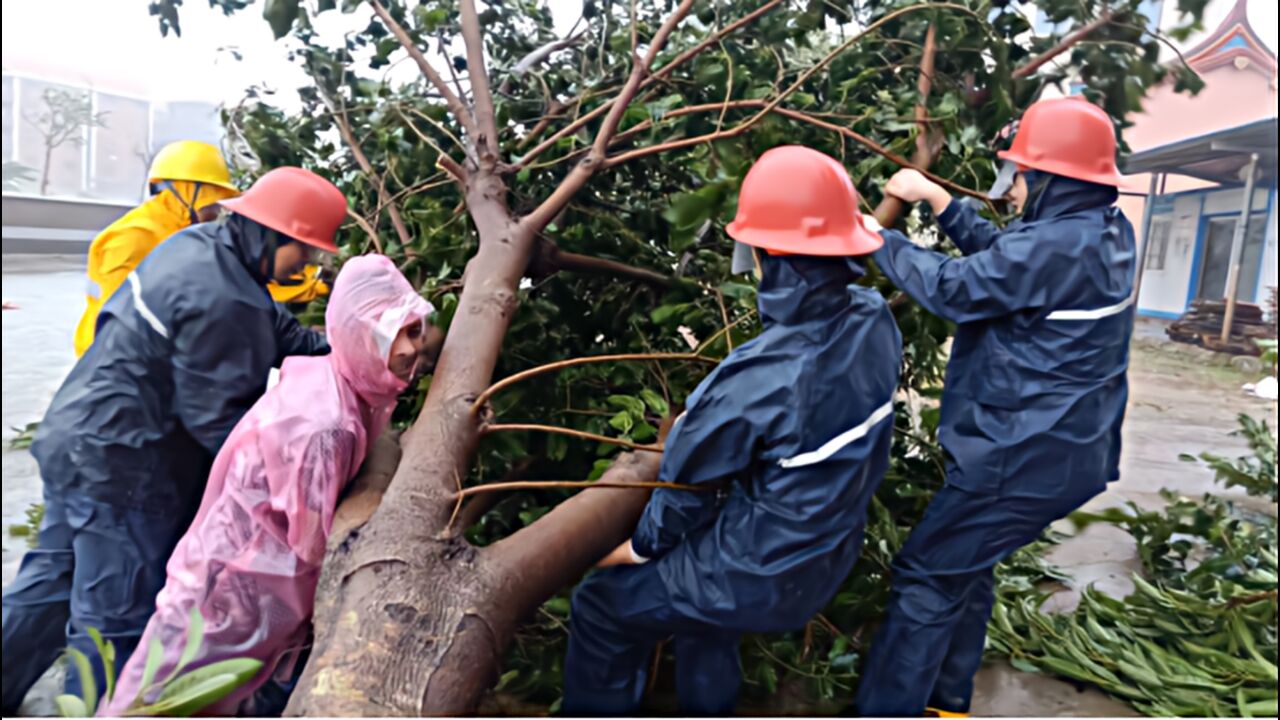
[267,264,330,305]
[73,181,236,356]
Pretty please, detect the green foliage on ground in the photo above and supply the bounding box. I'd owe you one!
[989,415,1279,717]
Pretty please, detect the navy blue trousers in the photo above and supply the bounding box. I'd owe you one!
[856,483,1101,716]
[564,562,743,716]
[2,490,192,714]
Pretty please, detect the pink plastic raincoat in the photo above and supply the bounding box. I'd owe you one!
[102,255,433,716]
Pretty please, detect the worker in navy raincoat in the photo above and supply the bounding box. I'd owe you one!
[562,146,902,715]
[856,97,1136,717]
[1,168,348,714]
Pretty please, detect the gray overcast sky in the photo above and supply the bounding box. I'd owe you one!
[2,0,1275,112]
[1,0,580,111]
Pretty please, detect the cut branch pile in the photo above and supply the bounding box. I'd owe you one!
[1167,300,1271,355]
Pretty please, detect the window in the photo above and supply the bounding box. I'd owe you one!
[1145,217,1172,271]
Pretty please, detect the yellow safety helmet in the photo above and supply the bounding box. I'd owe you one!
[148,141,238,192]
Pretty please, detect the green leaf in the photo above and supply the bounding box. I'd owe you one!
[639,389,669,417]
[608,411,633,434]
[64,647,98,715]
[163,607,206,685]
[55,694,88,718]
[650,303,686,325]
[494,669,519,692]
[1010,657,1042,673]
[263,0,300,39]
[646,95,682,122]
[663,192,714,230]
[136,637,166,702]
[606,395,646,419]
[86,627,116,702]
[131,658,264,717]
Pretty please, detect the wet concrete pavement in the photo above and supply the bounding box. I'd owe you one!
[2,255,84,587]
[2,257,1277,716]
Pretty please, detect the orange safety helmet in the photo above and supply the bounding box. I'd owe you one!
[219,167,347,253]
[726,146,882,257]
[998,97,1123,187]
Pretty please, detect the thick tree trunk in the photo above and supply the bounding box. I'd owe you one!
[286,160,664,714]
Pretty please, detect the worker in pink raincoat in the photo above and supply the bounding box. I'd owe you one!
[100,254,435,717]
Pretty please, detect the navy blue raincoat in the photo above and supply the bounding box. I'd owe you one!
[563,253,901,715]
[631,254,902,631]
[32,215,330,513]
[874,172,1134,500]
[856,172,1136,716]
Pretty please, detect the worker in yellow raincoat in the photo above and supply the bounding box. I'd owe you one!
[74,141,239,356]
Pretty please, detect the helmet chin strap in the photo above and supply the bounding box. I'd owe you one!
[155,180,205,224]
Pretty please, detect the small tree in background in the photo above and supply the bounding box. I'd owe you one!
[22,87,108,195]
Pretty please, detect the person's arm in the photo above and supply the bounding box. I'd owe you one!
[936,200,1004,255]
[170,295,277,455]
[272,302,330,363]
[872,227,1052,324]
[884,169,1001,255]
[624,389,756,565]
[280,428,360,566]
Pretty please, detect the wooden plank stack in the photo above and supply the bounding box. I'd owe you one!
[1166,299,1272,355]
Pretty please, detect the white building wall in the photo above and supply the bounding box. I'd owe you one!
[1140,193,1203,316]
[1139,186,1275,316]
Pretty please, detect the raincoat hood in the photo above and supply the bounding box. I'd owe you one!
[756,253,866,326]
[325,255,434,434]
[1020,170,1119,223]
[222,213,286,284]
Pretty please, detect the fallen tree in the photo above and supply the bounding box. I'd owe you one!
[152,0,1208,714]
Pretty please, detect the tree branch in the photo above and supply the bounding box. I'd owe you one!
[328,94,415,255]
[472,352,718,415]
[519,0,697,232]
[346,208,384,254]
[369,0,478,140]
[876,22,940,228]
[599,4,974,170]
[514,0,784,169]
[482,423,663,453]
[448,457,535,536]
[500,33,589,96]
[459,0,498,163]
[529,238,682,289]
[458,478,705,500]
[582,98,987,203]
[1014,10,1115,79]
